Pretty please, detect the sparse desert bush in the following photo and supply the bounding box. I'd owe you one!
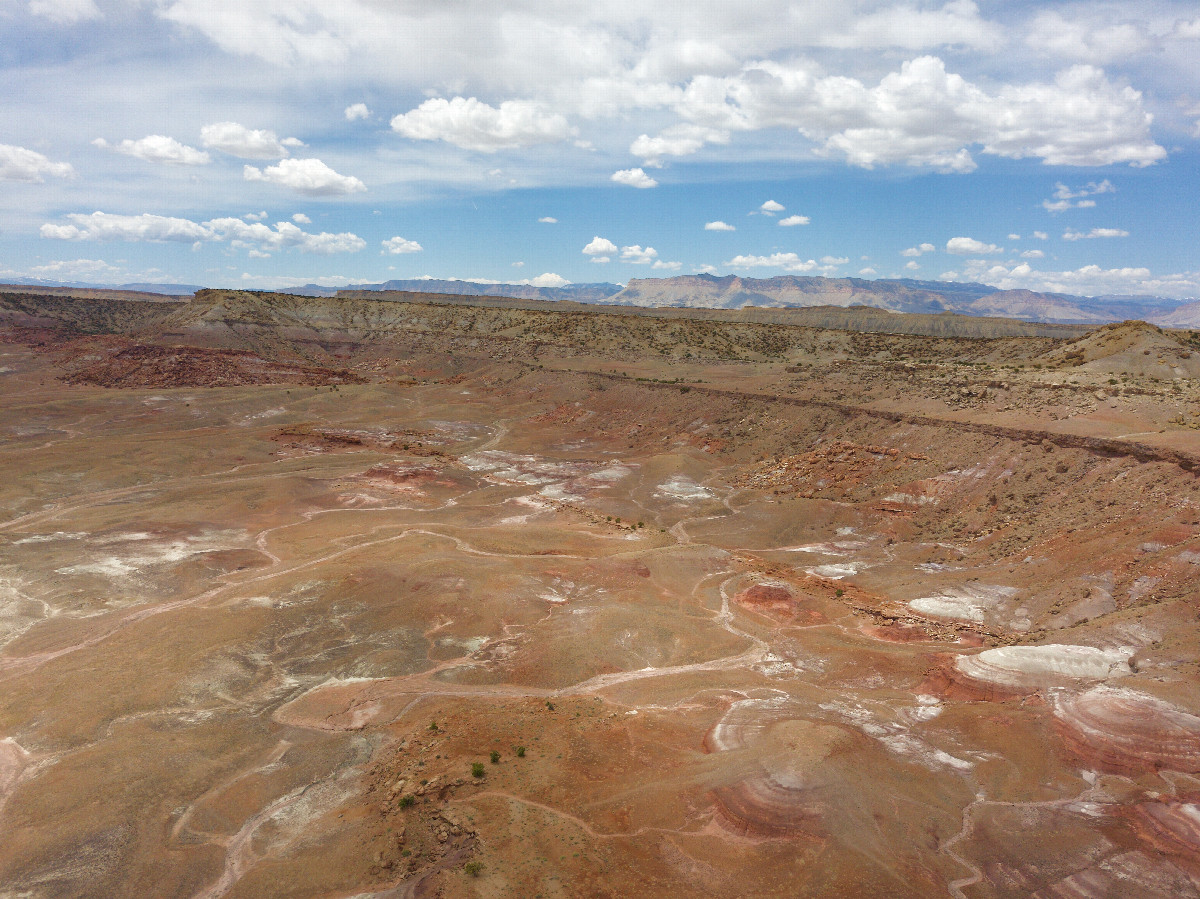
[490,750,500,764]
[464,861,483,877]
[471,762,485,778]
[516,746,526,757]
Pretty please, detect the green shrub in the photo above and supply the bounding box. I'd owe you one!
[490,750,500,764]
[471,762,485,778]
[464,861,483,877]
[399,794,414,808]
[516,746,526,758]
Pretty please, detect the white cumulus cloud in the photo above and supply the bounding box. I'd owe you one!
[652,260,682,270]
[611,167,658,188]
[40,211,365,255]
[244,158,366,195]
[950,259,1200,298]
[946,236,1003,255]
[391,97,573,152]
[97,135,210,166]
[292,213,311,224]
[821,1,1001,52]
[760,200,785,214]
[583,236,617,256]
[1042,179,1115,212]
[40,211,214,242]
[902,242,936,257]
[631,124,729,166]
[382,236,423,254]
[704,221,735,231]
[1062,227,1128,240]
[344,103,371,121]
[201,122,297,159]
[1020,249,1045,258]
[28,0,99,24]
[28,258,119,278]
[529,272,569,287]
[1,144,74,182]
[654,55,1164,172]
[197,218,365,254]
[725,252,818,272]
[779,214,810,226]
[204,218,366,254]
[538,216,558,223]
[620,245,659,264]
[1026,12,1155,63]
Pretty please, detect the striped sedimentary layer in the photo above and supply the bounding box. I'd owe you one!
[1054,687,1200,775]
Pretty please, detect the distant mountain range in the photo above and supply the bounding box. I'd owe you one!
[603,275,1194,325]
[0,277,202,296]
[3,274,1197,327]
[334,274,1198,327]
[294,278,625,303]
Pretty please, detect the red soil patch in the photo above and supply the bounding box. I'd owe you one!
[734,583,828,625]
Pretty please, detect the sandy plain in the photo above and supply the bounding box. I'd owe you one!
[1,291,1200,897]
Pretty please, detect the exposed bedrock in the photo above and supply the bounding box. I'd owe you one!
[1054,686,1200,776]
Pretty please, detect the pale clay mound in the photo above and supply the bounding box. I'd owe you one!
[653,474,715,501]
[954,644,1133,688]
[908,583,1020,623]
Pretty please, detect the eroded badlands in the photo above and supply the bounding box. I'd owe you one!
[1,290,1200,897]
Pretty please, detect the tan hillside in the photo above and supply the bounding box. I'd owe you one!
[1040,319,1200,378]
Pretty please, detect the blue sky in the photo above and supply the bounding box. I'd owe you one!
[2,1,1199,298]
